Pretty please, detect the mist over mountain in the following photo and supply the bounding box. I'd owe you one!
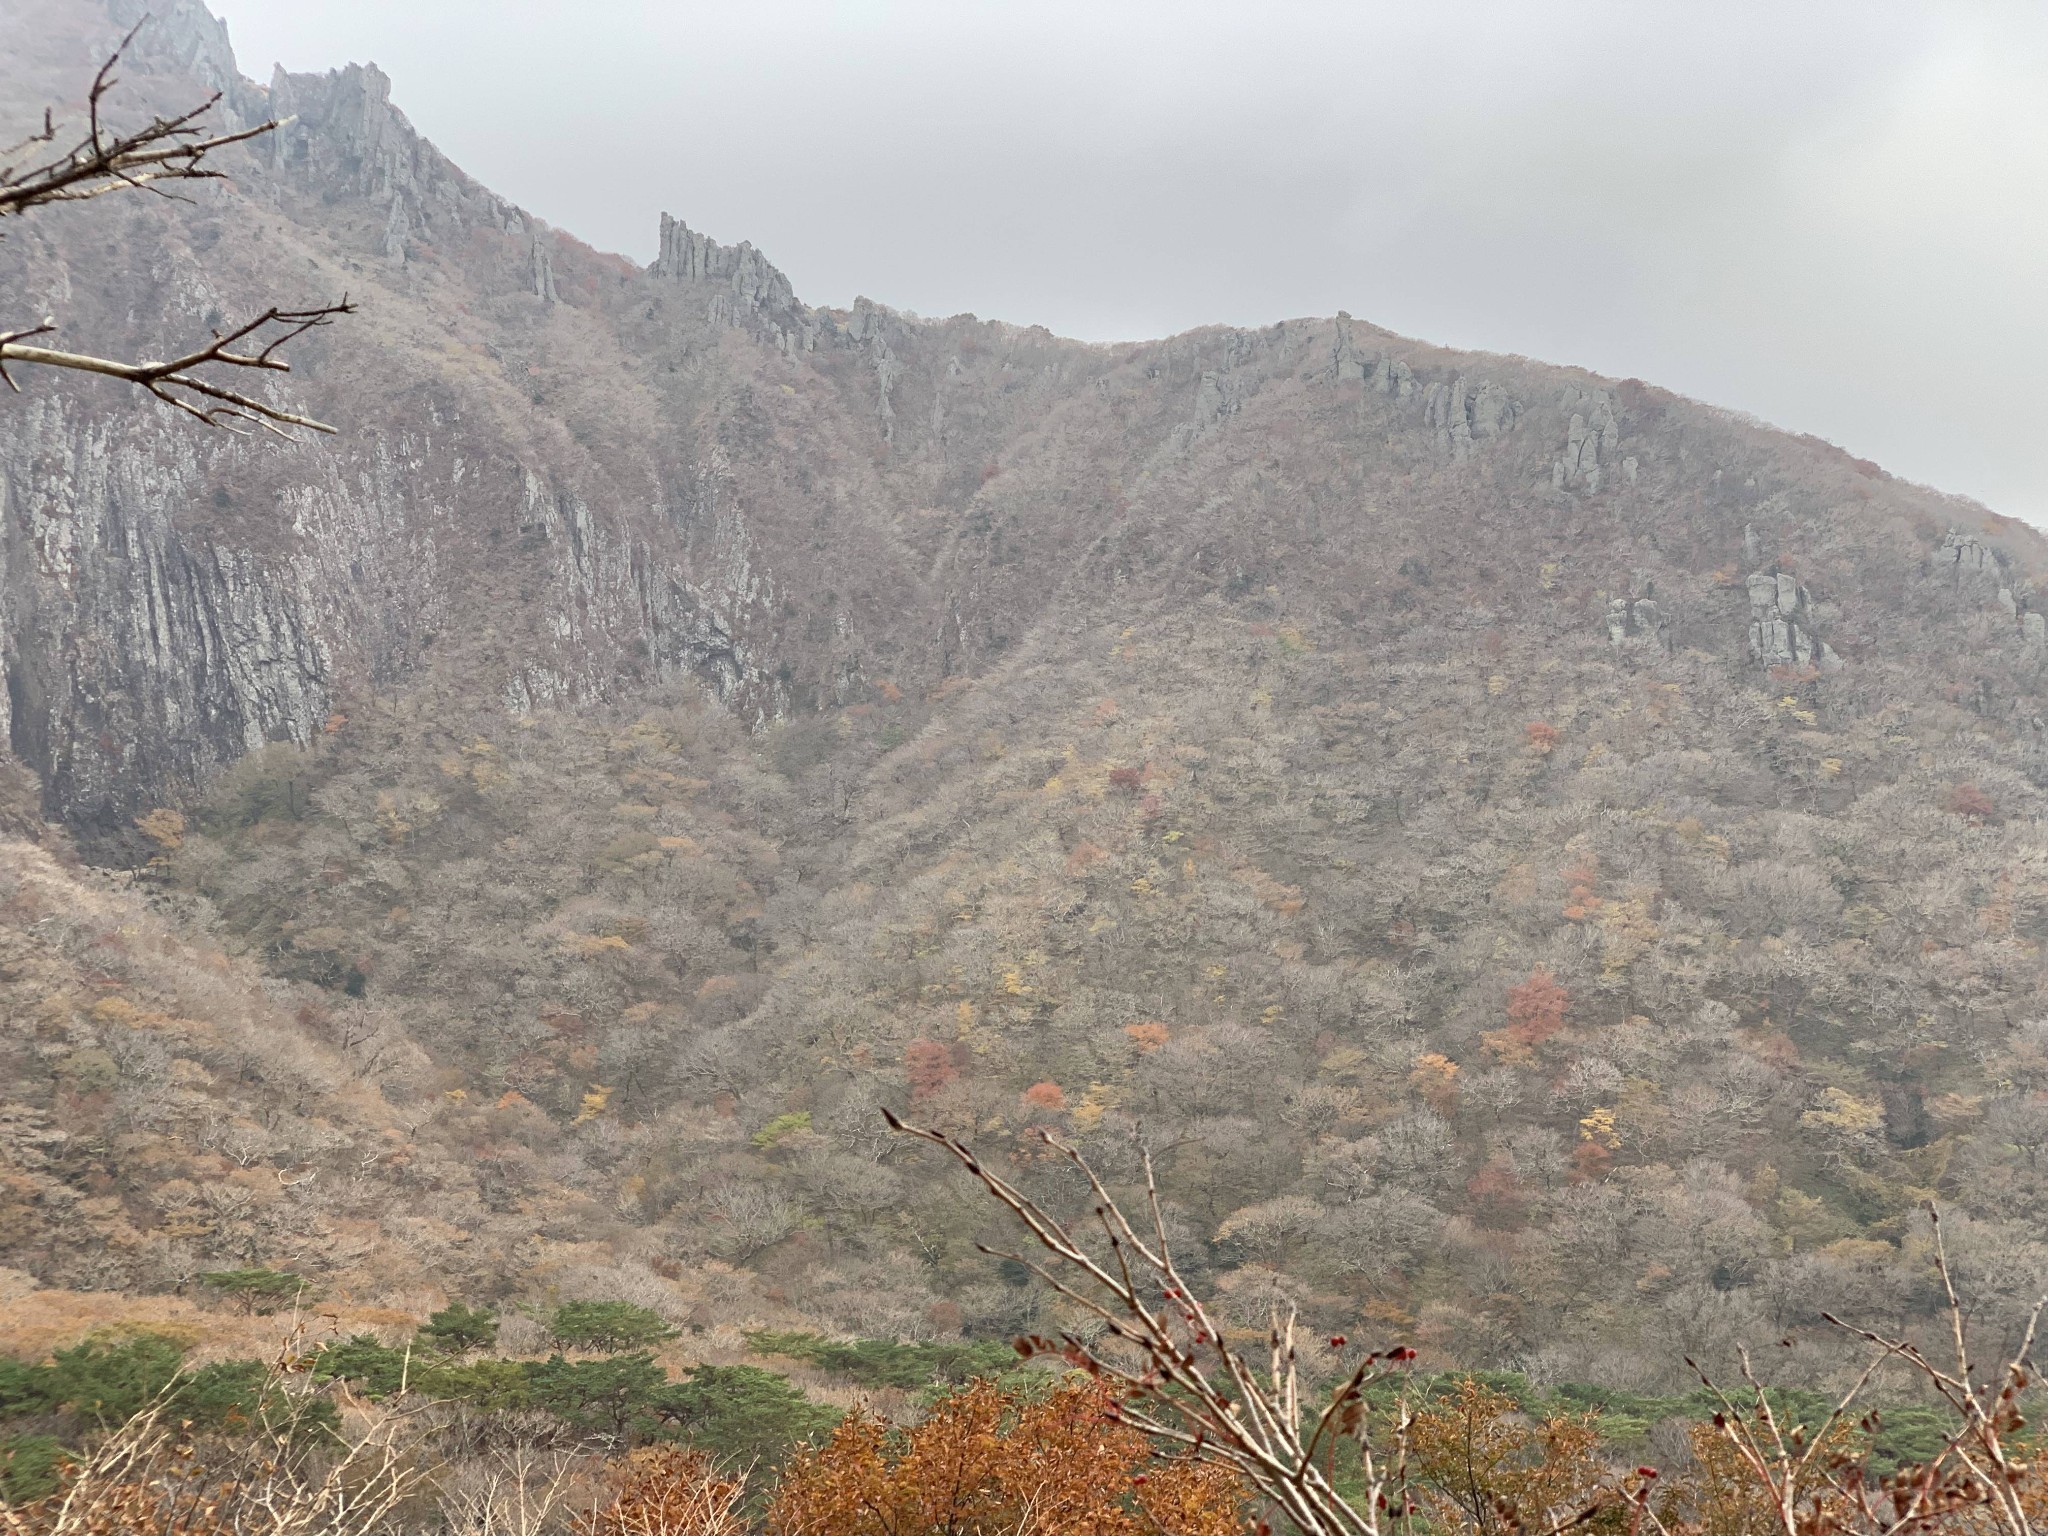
[7,0,2048,1414]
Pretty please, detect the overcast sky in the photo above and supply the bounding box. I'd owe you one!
[211,0,2047,525]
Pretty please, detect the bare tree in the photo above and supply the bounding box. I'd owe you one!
[0,25,351,435]
[892,1110,2048,1536]
[1692,1205,2047,1536]
[886,1108,1420,1536]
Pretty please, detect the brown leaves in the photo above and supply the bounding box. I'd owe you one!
[1483,968,1570,1066]
[1406,1379,1607,1536]
[578,1446,745,1536]
[765,1379,1248,1536]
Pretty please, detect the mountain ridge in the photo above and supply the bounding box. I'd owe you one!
[6,0,2048,1392]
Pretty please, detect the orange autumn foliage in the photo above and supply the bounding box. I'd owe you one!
[1408,1052,1460,1113]
[1021,1080,1067,1111]
[1482,967,1569,1065]
[1123,1022,1170,1053]
[766,1379,1248,1536]
[904,1040,959,1101]
[579,1446,745,1536]
[1406,1379,1606,1536]
[1947,781,1998,822]
[1560,854,1601,921]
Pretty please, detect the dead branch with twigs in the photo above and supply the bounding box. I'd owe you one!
[0,1389,424,1536]
[0,23,351,436]
[885,1108,1418,1536]
[1690,1203,2047,1536]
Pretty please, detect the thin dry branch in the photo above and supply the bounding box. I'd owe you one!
[0,302,353,435]
[0,24,278,218]
[1815,1207,2046,1536]
[1690,1204,2046,1536]
[886,1108,1414,1536]
[0,25,351,436]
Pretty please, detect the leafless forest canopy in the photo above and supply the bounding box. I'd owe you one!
[5,1,2048,1529]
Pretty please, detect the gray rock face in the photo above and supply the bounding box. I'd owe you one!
[0,400,331,839]
[653,212,812,350]
[1939,529,2000,579]
[265,59,521,266]
[1745,566,1841,671]
[1470,382,1516,439]
[1332,318,1370,383]
[530,232,557,303]
[111,0,245,107]
[1552,388,1619,491]
[1375,356,1415,398]
[1936,528,2044,644]
[8,0,2032,865]
[1421,375,1517,459]
[1170,363,1249,451]
[1607,596,1665,649]
[1423,378,1472,459]
[839,299,908,437]
[0,42,799,845]
[1606,577,1669,651]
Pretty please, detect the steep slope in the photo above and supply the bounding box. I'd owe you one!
[7,0,2048,1387]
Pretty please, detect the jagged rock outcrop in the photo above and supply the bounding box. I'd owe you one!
[0,398,335,836]
[1935,528,2045,646]
[1553,387,1621,491]
[1606,580,1669,651]
[1939,528,2002,581]
[1369,353,1416,398]
[1332,316,1370,383]
[1423,375,1518,459]
[529,231,557,302]
[653,212,813,348]
[1745,567,1841,671]
[2,0,2041,858]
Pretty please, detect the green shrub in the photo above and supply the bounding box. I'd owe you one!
[750,1111,813,1148]
[0,1435,65,1503]
[45,1334,187,1426]
[309,1336,421,1398]
[418,1301,499,1354]
[416,1357,532,1411]
[548,1301,678,1353]
[653,1363,839,1470]
[527,1352,666,1440]
[0,1357,55,1420]
[743,1331,1017,1390]
[197,1268,310,1313]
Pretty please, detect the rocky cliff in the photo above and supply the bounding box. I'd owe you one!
[8,0,2048,1379]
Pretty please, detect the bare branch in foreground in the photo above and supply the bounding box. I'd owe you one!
[1691,1203,2046,1536]
[0,24,279,219]
[0,301,354,435]
[1,24,351,436]
[886,1108,1416,1536]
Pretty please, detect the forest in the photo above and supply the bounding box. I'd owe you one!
[6,0,2048,1529]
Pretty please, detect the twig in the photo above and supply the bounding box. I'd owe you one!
[0,302,351,435]
[0,24,351,436]
[886,1108,1415,1536]
[0,24,281,219]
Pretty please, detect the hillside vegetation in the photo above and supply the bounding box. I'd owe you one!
[3,0,2048,1426]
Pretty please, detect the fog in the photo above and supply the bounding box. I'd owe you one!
[212,0,2048,523]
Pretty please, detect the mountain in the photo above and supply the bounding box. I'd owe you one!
[5,0,2048,1390]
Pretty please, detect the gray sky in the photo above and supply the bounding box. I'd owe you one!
[211,0,2048,525]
